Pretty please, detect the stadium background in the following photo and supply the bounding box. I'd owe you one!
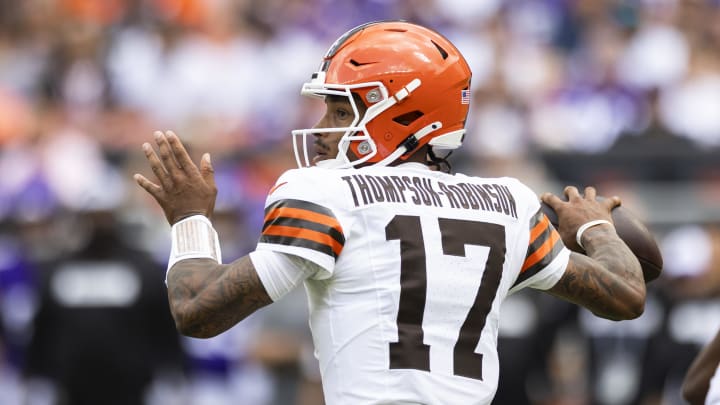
[0,0,719,404]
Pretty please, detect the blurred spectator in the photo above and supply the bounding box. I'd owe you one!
[0,221,39,405]
[660,224,720,298]
[658,46,720,148]
[22,181,184,405]
[627,224,720,404]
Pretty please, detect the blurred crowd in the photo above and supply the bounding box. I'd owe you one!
[1,0,720,404]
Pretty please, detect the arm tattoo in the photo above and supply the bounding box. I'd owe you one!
[548,227,646,320]
[167,256,273,338]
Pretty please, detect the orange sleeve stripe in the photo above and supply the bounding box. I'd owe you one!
[264,207,342,234]
[263,224,343,257]
[521,230,560,272]
[529,214,550,243]
[268,181,288,195]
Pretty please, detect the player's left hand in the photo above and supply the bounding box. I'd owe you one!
[541,186,620,251]
[134,130,217,225]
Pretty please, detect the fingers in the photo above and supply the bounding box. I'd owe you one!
[165,131,199,176]
[134,173,163,200]
[142,142,173,190]
[545,186,622,226]
[142,130,215,191]
[584,186,597,201]
[540,192,563,207]
[200,153,216,189]
[605,195,622,210]
[564,186,601,201]
[563,186,580,200]
[154,131,183,180]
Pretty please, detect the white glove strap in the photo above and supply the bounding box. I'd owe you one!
[168,215,222,276]
[576,220,613,250]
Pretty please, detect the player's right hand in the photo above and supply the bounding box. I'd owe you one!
[134,130,217,225]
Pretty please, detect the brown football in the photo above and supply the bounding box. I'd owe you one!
[540,200,663,283]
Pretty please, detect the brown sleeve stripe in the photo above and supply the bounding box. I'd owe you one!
[528,213,550,243]
[261,225,343,258]
[521,228,560,272]
[260,199,345,258]
[263,216,344,244]
[263,206,343,236]
[512,211,564,288]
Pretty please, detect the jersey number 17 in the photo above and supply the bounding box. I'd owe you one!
[386,215,505,381]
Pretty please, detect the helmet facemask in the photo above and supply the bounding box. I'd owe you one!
[292,72,427,169]
[291,74,382,169]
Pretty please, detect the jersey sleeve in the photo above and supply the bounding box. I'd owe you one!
[509,207,570,294]
[255,169,346,278]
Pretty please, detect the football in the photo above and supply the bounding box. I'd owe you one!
[540,200,663,283]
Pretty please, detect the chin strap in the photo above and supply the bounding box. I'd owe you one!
[427,148,453,173]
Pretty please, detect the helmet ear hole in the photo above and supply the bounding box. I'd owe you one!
[392,111,424,126]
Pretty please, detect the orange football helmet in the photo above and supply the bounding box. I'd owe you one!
[292,20,472,168]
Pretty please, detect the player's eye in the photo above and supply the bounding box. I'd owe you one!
[335,108,351,121]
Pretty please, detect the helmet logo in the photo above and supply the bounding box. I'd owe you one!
[366,89,381,103]
[357,141,372,155]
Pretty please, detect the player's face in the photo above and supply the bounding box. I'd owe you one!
[311,95,367,165]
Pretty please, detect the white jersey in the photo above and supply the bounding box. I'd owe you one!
[707,363,720,404]
[254,162,570,405]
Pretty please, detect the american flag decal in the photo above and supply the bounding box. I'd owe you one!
[461,89,470,104]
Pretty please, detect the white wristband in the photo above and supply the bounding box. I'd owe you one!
[576,220,613,250]
[168,215,222,278]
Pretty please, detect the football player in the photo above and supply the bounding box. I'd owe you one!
[135,21,645,405]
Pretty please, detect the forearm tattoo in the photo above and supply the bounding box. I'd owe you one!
[549,227,645,320]
[167,256,273,337]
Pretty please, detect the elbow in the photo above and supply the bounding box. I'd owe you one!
[173,315,221,339]
[593,292,646,321]
[170,303,221,339]
[608,296,646,321]
[623,299,645,320]
[624,284,647,320]
[612,279,647,320]
[178,327,218,339]
[171,301,248,339]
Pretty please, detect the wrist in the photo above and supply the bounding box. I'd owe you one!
[167,214,223,282]
[172,211,210,225]
[576,220,614,250]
